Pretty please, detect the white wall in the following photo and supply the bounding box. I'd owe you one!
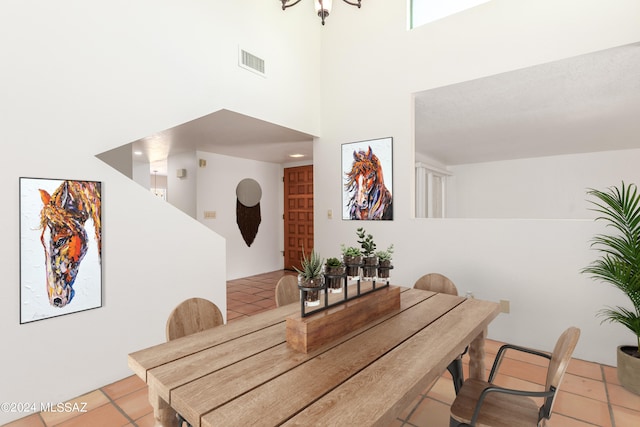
[3,1,640,423]
[151,174,168,192]
[168,151,198,218]
[447,148,640,218]
[133,160,151,189]
[0,0,321,424]
[314,0,640,366]
[197,152,284,280]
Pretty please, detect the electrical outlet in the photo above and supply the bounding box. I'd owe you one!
[499,299,510,314]
[204,211,216,219]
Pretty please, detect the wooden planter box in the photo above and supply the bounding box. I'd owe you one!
[285,285,401,353]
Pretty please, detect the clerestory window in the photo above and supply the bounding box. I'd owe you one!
[410,0,491,29]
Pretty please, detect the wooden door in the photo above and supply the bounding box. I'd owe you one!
[284,165,314,271]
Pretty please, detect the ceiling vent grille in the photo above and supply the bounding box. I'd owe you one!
[239,48,266,77]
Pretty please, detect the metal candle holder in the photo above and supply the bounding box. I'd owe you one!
[298,261,393,318]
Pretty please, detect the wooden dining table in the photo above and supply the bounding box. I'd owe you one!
[128,286,500,427]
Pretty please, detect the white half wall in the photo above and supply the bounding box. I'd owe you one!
[447,149,640,218]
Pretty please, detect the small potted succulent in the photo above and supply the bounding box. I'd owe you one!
[375,244,394,279]
[341,244,363,277]
[294,248,325,307]
[325,257,346,293]
[357,227,378,279]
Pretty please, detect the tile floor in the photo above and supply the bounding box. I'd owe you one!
[5,270,640,427]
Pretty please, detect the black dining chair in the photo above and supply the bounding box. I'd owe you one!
[449,326,580,426]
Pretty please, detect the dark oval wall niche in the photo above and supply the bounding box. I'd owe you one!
[236,178,262,247]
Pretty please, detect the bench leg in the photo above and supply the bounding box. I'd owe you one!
[148,388,179,427]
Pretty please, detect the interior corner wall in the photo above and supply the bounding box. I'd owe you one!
[0,0,321,424]
[313,0,640,366]
[196,152,284,280]
[132,160,151,189]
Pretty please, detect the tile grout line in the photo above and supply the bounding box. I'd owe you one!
[22,388,133,427]
[36,412,47,427]
[97,388,139,427]
[398,395,427,425]
[601,364,616,427]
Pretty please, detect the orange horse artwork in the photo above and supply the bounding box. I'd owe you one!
[344,145,393,220]
[37,180,101,308]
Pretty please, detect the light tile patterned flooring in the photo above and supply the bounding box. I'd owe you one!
[5,270,640,427]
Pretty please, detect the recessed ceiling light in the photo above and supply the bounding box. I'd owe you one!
[134,150,143,155]
[289,154,304,158]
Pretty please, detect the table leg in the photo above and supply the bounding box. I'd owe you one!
[468,327,487,381]
[148,387,179,427]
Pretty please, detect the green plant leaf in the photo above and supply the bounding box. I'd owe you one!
[598,306,640,348]
[583,182,640,344]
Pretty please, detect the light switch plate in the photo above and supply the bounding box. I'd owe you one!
[499,299,510,314]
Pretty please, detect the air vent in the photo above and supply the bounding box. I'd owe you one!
[239,48,266,77]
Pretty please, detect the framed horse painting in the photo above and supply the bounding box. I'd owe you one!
[342,137,393,220]
[19,177,102,323]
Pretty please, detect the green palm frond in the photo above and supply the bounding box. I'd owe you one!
[598,306,640,349]
[582,182,640,345]
[583,257,640,297]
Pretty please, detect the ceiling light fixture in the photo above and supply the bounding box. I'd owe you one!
[280,0,362,26]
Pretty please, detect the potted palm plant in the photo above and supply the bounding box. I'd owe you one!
[357,227,378,279]
[582,182,640,395]
[295,249,325,307]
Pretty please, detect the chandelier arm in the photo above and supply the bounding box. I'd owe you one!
[281,0,304,10]
[342,0,362,7]
[280,0,362,25]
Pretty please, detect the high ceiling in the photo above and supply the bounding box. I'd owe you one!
[124,43,640,175]
[414,42,640,165]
